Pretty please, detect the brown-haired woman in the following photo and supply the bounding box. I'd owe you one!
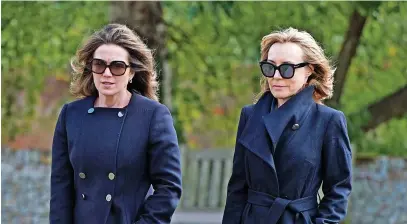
[50,23,182,224]
[222,27,352,224]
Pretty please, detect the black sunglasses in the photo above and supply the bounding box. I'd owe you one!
[89,58,136,76]
[259,61,309,79]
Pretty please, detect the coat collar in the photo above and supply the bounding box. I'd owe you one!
[238,85,315,171]
[83,90,141,113]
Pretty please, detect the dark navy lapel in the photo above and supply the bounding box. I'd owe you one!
[263,85,315,150]
[238,91,276,170]
[238,85,315,171]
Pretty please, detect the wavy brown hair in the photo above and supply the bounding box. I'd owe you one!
[257,27,335,103]
[70,23,159,101]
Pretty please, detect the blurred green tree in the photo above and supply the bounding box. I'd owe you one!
[164,1,407,156]
[2,1,406,156]
[1,2,109,143]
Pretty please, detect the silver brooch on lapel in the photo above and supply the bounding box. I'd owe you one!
[292,123,300,130]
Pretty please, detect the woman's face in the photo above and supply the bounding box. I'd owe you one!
[92,44,134,97]
[266,42,311,105]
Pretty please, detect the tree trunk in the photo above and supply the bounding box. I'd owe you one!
[326,9,367,108]
[109,1,172,109]
[360,85,407,132]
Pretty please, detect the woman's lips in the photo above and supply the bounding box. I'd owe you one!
[101,82,114,86]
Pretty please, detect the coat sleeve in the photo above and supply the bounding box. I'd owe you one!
[316,111,352,224]
[136,104,182,224]
[49,104,75,223]
[222,107,249,224]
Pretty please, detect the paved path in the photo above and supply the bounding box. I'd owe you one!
[172,211,223,224]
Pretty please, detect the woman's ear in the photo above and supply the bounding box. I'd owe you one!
[129,75,134,83]
[307,64,315,74]
[305,64,314,82]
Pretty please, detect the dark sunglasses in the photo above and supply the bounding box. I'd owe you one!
[259,61,309,79]
[89,58,136,76]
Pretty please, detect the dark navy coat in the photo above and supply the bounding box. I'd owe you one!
[222,86,352,224]
[50,92,182,224]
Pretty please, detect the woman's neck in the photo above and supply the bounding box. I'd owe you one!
[95,90,131,108]
[277,98,289,108]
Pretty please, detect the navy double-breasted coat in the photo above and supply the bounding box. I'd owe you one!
[50,92,182,224]
[222,86,352,224]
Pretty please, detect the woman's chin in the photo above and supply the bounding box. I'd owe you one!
[97,89,119,97]
[270,90,290,99]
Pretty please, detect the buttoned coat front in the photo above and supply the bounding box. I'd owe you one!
[50,92,182,224]
[222,86,352,224]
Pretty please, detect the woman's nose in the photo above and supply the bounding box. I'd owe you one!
[274,69,283,79]
[102,67,113,77]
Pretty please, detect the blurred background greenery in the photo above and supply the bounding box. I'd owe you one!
[2,1,407,157]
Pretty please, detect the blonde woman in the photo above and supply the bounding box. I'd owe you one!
[223,28,352,224]
[50,24,182,224]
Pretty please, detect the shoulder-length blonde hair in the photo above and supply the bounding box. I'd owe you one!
[70,23,159,101]
[258,27,335,103]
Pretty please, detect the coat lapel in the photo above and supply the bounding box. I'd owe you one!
[263,85,315,150]
[238,91,276,170]
[238,85,315,171]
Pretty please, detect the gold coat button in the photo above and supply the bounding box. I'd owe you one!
[108,173,115,180]
[106,194,112,202]
[79,172,86,179]
[292,123,300,130]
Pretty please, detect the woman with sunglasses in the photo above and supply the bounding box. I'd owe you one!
[50,24,182,224]
[223,27,352,224]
